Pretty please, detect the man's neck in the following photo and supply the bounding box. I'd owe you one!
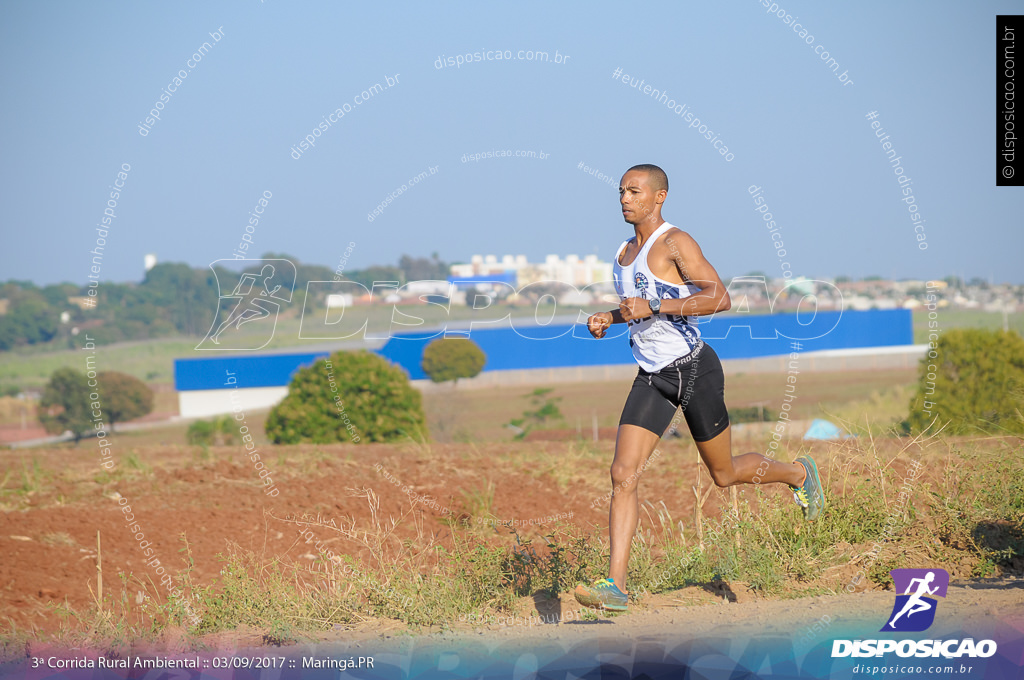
[633,217,666,245]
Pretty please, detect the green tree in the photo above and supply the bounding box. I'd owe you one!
[266,351,426,444]
[421,337,486,384]
[399,253,449,282]
[96,371,154,428]
[255,252,334,290]
[907,329,1024,435]
[138,263,220,336]
[0,287,58,350]
[74,264,219,344]
[345,265,405,291]
[41,282,78,307]
[38,367,92,441]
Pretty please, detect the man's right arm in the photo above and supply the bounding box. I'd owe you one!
[587,309,625,339]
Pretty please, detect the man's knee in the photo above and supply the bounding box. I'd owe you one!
[610,460,639,487]
[708,467,736,487]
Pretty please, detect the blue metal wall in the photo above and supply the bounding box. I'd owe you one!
[175,352,328,391]
[376,309,913,380]
[174,309,913,388]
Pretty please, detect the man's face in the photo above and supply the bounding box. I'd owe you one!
[619,170,663,225]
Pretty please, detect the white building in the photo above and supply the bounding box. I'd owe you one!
[451,253,612,288]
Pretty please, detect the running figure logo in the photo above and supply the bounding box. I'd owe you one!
[881,568,949,632]
[196,259,296,351]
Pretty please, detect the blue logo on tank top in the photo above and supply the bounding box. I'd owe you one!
[633,272,649,298]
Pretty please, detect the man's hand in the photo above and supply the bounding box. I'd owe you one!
[587,312,613,338]
[618,297,653,323]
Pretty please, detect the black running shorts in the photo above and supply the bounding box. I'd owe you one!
[618,340,730,442]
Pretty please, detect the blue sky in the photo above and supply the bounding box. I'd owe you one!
[1,1,1021,286]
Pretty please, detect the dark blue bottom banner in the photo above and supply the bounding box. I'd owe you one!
[3,625,1023,680]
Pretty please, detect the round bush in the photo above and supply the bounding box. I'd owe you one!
[96,371,154,427]
[421,337,486,384]
[265,351,426,444]
[907,328,1024,435]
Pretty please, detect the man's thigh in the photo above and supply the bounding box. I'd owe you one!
[613,423,663,471]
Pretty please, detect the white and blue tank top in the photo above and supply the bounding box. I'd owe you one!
[611,222,703,372]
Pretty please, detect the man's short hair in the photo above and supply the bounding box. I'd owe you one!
[627,164,669,193]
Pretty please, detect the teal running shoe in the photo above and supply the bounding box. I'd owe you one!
[792,455,825,521]
[574,578,628,612]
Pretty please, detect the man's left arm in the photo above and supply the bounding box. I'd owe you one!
[618,230,731,322]
[657,230,731,317]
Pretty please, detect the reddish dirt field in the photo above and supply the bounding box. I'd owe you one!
[0,435,761,634]
[0,433,981,637]
[0,425,49,445]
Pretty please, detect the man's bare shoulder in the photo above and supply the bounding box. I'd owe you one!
[658,227,700,254]
[663,226,697,241]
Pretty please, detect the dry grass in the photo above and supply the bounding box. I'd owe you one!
[8,429,1020,652]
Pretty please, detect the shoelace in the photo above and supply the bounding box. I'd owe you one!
[793,488,809,508]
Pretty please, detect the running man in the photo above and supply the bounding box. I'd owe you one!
[573,164,825,612]
[210,264,282,345]
[888,572,938,628]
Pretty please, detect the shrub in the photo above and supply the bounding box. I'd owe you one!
[728,406,776,424]
[38,367,92,441]
[907,329,1024,435]
[96,371,154,427]
[421,337,486,384]
[265,351,426,444]
[187,415,241,446]
[506,388,564,440]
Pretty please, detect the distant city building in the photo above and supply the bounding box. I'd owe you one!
[449,254,528,279]
[786,276,816,296]
[450,253,613,288]
[404,280,452,296]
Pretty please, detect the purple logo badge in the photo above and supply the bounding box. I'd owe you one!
[881,568,949,632]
